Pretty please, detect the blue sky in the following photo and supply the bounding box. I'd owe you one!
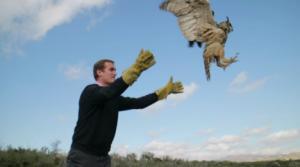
[1,0,300,160]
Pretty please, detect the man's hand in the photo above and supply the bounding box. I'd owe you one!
[122,49,156,85]
[134,49,156,72]
[156,77,184,100]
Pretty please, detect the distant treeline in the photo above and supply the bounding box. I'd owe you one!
[1,146,300,167]
[0,145,64,167]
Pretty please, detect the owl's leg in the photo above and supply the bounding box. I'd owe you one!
[212,45,237,70]
[216,58,228,70]
[215,56,225,69]
[214,46,226,69]
[217,56,238,70]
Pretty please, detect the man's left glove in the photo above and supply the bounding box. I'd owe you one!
[122,49,156,85]
[156,77,184,100]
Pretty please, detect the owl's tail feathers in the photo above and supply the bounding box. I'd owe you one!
[204,57,211,81]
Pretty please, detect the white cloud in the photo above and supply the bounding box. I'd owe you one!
[147,129,167,139]
[141,139,247,161]
[168,82,198,101]
[0,0,111,55]
[142,82,198,113]
[140,100,166,113]
[143,140,196,159]
[230,71,248,87]
[112,145,131,157]
[204,143,231,152]
[263,129,300,144]
[207,135,243,144]
[141,135,246,160]
[257,147,282,155]
[243,127,270,137]
[203,135,244,152]
[228,72,269,94]
[59,63,89,80]
[117,127,300,161]
[241,78,268,92]
[195,128,215,136]
[86,8,111,31]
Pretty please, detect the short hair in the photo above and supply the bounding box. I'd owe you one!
[93,59,114,80]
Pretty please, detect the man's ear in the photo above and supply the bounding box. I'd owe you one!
[97,69,103,78]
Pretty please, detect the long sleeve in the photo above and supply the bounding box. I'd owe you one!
[86,77,129,105]
[118,93,158,111]
[72,77,130,156]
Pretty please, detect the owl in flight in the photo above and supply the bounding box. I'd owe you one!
[160,0,238,80]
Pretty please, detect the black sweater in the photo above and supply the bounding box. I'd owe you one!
[71,77,158,156]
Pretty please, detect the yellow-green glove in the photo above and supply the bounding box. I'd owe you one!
[156,77,184,100]
[122,49,156,85]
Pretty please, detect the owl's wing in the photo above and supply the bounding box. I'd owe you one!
[160,0,192,17]
[160,0,217,42]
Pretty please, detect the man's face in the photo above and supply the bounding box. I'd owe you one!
[97,62,116,85]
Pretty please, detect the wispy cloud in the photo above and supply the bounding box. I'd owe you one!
[142,82,199,113]
[262,129,300,144]
[203,135,244,152]
[147,129,168,139]
[230,72,248,87]
[143,140,194,158]
[0,0,111,55]
[141,138,246,161]
[206,135,244,145]
[112,127,300,161]
[86,8,111,31]
[59,63,89,80]
[195,128,215,137]
[112,145,131,157]
[243,127,270,137]
[168,82,198,101]
[228,72,269,94]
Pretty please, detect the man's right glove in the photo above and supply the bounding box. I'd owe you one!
[122,49,156,85]
[155,77,184,100]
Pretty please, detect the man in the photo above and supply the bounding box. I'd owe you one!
[66,49,183,167]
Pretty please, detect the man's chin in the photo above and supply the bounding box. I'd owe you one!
[110,79,116,83]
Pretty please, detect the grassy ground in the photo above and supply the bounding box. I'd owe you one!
[1,146,299,167]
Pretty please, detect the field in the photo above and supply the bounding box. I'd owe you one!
[1,146,300,167]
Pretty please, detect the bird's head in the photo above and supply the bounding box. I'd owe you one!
[218,17,233,33]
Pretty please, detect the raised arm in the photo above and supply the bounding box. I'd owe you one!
[118,93,158,111]
[118,76,184,111]
[155,76,184,100]
[91,77,129,102]
[89,49,156,103]
[122,49,156,85]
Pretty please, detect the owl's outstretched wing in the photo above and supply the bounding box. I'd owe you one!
[160,0,193,17]
[160,0,216,42]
